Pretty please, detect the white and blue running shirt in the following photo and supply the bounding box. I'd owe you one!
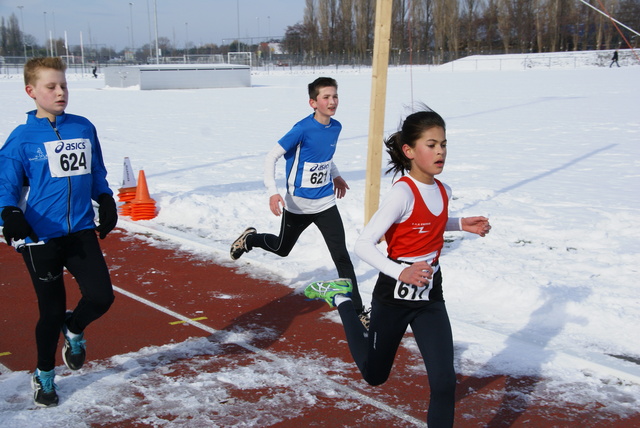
[263,113,342,215]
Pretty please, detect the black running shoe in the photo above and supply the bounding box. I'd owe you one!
[359,308,371,330]
[230,227,256,260]
[32,369,59,407]
[62,311,86,370]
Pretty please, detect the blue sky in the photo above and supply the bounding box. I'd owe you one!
[1,0,306,50]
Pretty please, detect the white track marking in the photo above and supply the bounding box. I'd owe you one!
[113,284,428,427]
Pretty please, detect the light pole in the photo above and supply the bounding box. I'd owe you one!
[129,2,135,57]
[185,22,189,53]
[17,5,27,60]
[153,0,159,64]
[43,11,48,56]
[236,0,240,52]
[52,11,57,56]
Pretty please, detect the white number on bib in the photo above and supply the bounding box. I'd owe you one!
[393,278,433,301]
[44,139,92,178]
[301,161,331,188]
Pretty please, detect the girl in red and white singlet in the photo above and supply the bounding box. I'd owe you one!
[313,109,491,427]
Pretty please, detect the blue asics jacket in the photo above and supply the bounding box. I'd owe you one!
[0,111,112,243]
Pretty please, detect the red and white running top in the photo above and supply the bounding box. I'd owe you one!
[355,174,462,280]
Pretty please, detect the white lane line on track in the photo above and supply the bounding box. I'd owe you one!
[113,284,428,427]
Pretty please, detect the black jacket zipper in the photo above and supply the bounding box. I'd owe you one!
[48,120,72,235]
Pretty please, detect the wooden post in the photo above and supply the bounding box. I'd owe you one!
[364,0,393,224]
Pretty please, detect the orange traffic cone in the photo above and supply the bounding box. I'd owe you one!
[118,157,137,216]
[129,170,157,221]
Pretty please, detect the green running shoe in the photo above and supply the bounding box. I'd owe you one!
[304,278,352,307]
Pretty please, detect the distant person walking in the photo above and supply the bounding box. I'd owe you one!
[92,66,98,78]
[610,50,620,68]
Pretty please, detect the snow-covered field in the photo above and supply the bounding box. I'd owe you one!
[1,51,639,425]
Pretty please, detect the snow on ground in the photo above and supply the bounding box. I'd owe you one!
[0,51,639,424]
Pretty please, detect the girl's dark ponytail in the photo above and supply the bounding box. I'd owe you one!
[384,108,446,179]
[385,131,411,177]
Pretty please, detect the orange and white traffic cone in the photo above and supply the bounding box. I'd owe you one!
[129,170,157,221]
[118,157,137,216]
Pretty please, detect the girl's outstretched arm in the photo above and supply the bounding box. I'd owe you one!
[461,216,491,237]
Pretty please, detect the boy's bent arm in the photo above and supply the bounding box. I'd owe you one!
[264,144,286,196]
[0,152,26,209]
[333,176,349,199]
[264,144,287,216]
[269,194,285,216]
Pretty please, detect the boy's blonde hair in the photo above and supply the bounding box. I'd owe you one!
[24,57,67,86]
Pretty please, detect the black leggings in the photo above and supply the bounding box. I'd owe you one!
[248,205,363,312]
[22,229,115,371]
[337,290,456,427]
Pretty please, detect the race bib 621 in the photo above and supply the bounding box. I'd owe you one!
[301,160,331,188]
[44,139,92,178]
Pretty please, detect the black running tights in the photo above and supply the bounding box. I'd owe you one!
[337,296,456,427]
[248,205,363,311]
[21,229,115,371]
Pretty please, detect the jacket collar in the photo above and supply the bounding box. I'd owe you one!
[26,110,67,127]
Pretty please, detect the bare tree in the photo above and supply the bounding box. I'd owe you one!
[0,14,22,56]
[354,0,374,62]
[496,0,512,53]
[433,0,460,62]
[262,0,640,66]
[601,0,620,49]
[533,0,545,52]
[460,0,484,54]
[391,0,408,62]
[303,0,320,58]
[337,0,355,58]
[408,0,435,63]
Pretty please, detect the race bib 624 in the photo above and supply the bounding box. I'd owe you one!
[44,139,92,178]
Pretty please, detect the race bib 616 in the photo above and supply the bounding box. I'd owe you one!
[301,160,331,188]
[44,139,92,178]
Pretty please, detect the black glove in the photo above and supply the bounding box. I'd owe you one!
[1,206,38,245]
[95,193,118,239]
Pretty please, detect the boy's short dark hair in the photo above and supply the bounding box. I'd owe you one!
[308,77,338,100]
[24,57,66,86]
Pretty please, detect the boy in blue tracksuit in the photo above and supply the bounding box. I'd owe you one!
[0,57,117,407]
[230,77,365,318]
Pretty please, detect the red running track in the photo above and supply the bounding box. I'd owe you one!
[0,228,638,427]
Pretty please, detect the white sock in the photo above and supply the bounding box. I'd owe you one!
[66,328,82,339]
[334,294,351,306]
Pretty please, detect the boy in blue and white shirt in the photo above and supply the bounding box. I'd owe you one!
[231,77,364,315]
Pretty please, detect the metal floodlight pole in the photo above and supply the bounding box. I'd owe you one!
[153,0,159,64]
[18,5,27,60]
[129,2,135,53]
